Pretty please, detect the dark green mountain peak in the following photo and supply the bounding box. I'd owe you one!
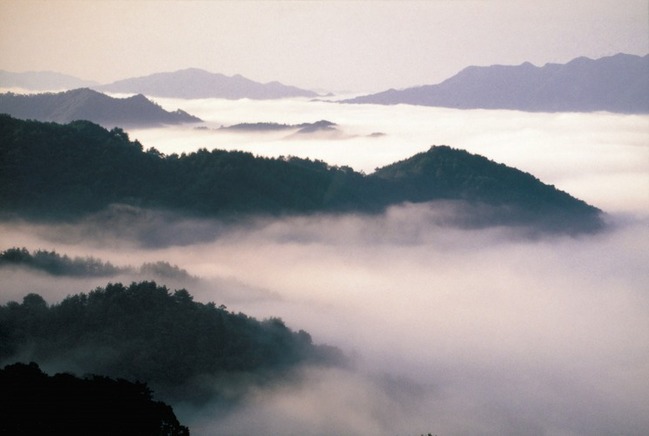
[372,145,601,230]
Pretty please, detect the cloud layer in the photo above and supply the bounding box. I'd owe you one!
[2,206,648,435]
[1,102,648,435]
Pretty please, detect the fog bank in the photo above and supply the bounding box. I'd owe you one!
[2,206,648,435]
[2,100,648,434]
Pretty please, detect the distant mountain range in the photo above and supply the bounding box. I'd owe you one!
[0,70,98,90]
[1,68,318,100]
[343,53,649,113]
[0,115,603,233]
[4,54,645,109]
[0,88,201,127]
[96,68,319,99]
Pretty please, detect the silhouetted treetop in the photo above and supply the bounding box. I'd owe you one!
[0,361,189,435]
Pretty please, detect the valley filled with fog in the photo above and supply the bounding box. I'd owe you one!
[127,96,649,215]
[1,98,648,435]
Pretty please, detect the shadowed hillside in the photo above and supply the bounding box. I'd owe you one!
[372,146,600,230]
[0,115,603,233]
[0,282,344,403]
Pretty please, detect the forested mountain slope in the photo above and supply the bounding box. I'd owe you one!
[0,115,602,232]
[0,282,342,403]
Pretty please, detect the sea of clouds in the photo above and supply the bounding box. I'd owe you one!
[1,98,648,435]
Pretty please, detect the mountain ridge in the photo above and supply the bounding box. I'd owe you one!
[96,68,319,100]
[0,115,603,234]
[343,53,649,113]
[0,88,201,128]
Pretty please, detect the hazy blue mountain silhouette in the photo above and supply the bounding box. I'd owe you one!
[97,68,319,99]
[344,53,649,113]
[0,88,201,127]
[0,70,98,90]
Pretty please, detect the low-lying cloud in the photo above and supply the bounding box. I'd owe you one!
[183,211,648,435]
[2,204,648,435]
[2,100,648,434]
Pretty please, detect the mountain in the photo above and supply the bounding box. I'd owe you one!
[0,88,201,127]
[97,68,319,99]
[0,115,603,233]
[372,146,600,230]
[0,70,98,91]
[0,282,343,404]
[344,53,649,113]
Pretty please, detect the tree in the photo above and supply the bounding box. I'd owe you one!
[0,362,190,435]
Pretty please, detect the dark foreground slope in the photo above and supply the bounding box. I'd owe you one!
[0,88,201,128]
[0,115,603,232]
[0,362,189,435]
[344,53,649,114]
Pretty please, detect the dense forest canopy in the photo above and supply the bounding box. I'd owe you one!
[0,115,603,232]
[0,282,343,403]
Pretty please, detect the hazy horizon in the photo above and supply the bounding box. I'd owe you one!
[1,1,647,93]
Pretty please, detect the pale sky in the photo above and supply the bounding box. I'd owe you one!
[0,0,647,93]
